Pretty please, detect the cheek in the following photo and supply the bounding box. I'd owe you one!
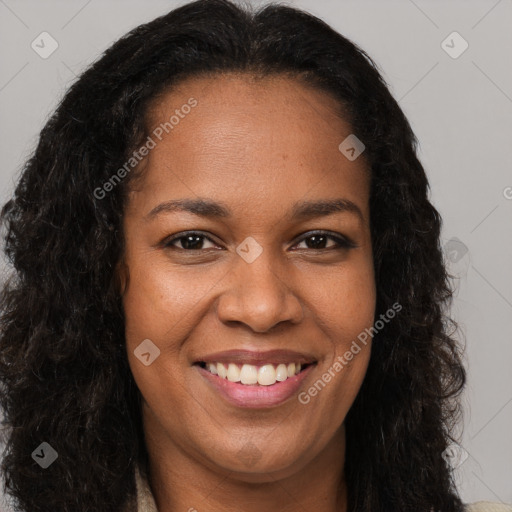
[121,256,207,430]
[303,258,375,397]
[121,252,225,348]
[307,257,376,346]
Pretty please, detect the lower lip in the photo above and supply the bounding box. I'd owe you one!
[195,364,315,408]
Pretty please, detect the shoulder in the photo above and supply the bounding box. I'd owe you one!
[465,502,512,512]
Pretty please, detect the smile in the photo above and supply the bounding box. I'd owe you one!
[197,361,310,386]
[193,349,317,407]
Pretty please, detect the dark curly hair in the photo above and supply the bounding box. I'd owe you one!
[0,1,467,511]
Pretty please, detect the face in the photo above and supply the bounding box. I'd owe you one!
[119,73,376,481]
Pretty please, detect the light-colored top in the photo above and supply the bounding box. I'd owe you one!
[134,465,158,512]
[133,465,512,512]
[465,505,512,512]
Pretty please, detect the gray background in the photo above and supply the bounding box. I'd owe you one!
[0,0,511,509]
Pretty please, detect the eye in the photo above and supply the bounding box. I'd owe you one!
[162,230,357,252]
[163,232,220,251]
[292,231,356,251]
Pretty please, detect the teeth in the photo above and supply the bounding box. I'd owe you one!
[275,364,288,381]
[257,364,276,386]
[227,363,241,382]
[204,361,308,386]
[240,364,258,385]
[217,362,227,379]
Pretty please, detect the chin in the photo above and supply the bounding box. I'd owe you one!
[205,442,310,482]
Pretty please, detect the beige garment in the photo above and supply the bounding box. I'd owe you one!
[465,504,512,512]
[134,465,512,512]
[135,465,158,512]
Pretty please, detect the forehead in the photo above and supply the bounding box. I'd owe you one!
[146,72,350,140]
[130,73,370,222]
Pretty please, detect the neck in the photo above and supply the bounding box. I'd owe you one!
[144,414,348,512]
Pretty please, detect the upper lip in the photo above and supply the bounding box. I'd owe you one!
[194,349,317,366]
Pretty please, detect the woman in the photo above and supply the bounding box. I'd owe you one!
[0,1,509,511]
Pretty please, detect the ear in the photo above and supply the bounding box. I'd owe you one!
[114,258,129,297]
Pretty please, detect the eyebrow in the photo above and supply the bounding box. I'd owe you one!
[145,197,364,222]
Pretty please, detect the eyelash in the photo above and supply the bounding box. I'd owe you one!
[162,230,357,252]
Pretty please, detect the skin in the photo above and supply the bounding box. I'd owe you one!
[118,73,376,512]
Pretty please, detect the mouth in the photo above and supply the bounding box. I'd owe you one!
[193,349,317,408]
[194,360,314,386]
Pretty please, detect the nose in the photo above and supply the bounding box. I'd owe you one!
[216,251,303,333]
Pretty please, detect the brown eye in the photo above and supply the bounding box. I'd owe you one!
[293,231,356,251]
[162,230,356,252]
[163,232,219,251]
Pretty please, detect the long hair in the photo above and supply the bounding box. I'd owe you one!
[0,1,466,510]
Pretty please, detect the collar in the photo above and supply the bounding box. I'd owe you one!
[134,464,159,512]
